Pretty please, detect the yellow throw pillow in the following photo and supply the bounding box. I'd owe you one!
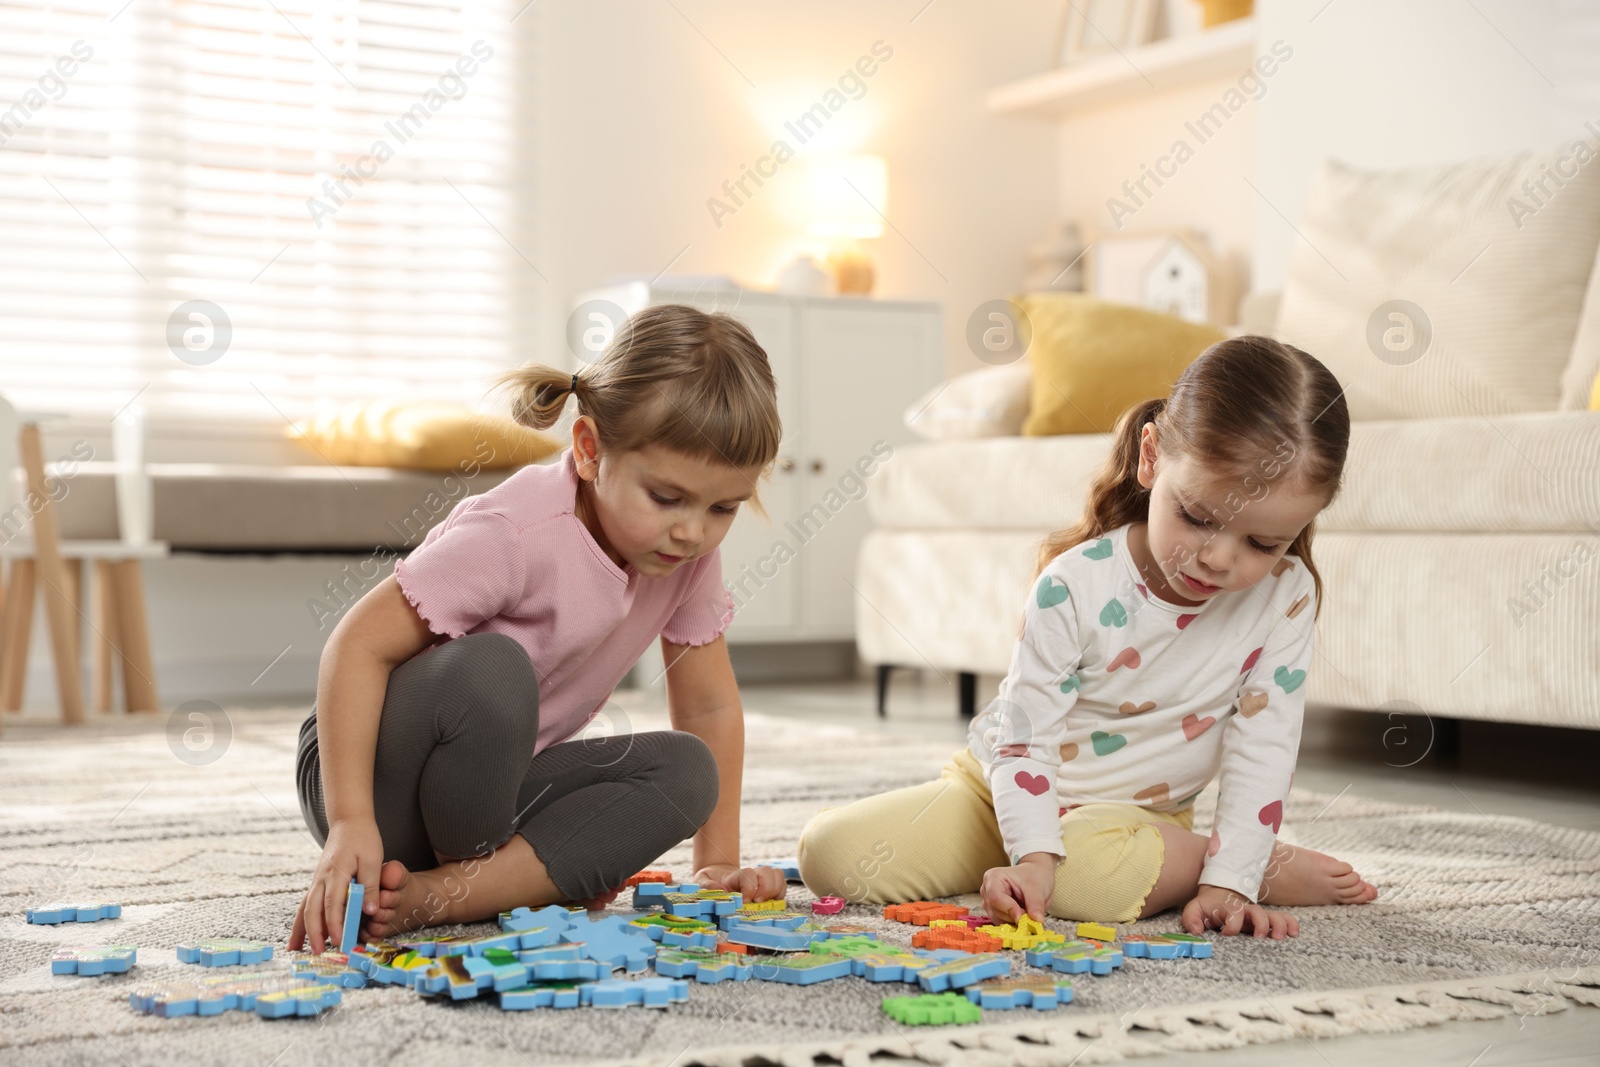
[289,398,562,471]
[1020,293,1226,436]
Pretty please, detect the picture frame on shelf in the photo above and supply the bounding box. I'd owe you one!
[1055,0,1159,65]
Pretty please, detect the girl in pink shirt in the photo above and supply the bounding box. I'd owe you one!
[290,304,787,951]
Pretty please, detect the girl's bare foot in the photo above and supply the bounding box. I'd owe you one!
[1259,843,1378,906]
[361,859,452,941]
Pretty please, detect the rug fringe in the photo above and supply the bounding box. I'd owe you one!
[633,964,1600,1067]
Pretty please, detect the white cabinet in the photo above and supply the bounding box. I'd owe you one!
[573,283,941,643]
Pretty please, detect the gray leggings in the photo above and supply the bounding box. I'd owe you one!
[295,631,720,900]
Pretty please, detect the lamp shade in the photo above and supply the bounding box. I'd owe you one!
[807,155,887,240]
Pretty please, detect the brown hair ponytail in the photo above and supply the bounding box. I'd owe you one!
[490,304,783,517]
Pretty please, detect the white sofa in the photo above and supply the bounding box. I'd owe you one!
[857,147,1600,730]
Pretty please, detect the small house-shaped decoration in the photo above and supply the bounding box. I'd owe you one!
[1087,228,1241,327]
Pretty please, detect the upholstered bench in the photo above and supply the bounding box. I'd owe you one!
[52,462,517,553]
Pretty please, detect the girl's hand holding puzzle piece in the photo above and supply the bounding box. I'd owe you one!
[289,818,381,954]
[981,853,1056,924]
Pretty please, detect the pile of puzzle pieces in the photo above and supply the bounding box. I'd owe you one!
[29,871,1216,1027]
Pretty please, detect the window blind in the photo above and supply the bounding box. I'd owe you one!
[0,0,526,427]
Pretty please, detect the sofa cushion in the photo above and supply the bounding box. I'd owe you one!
[1276,146,1600,422]
[866,412,1600,535]
[903,362,1032,441]
[1019,293,1225,436]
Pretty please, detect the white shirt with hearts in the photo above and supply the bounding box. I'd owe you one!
[967,521,1318,902]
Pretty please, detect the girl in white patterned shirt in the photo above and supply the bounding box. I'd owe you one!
[799,337,1378,938]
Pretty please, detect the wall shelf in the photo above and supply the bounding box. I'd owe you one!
[986,18,1258,118]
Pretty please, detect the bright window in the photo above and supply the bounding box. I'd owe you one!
[0,0,529,427]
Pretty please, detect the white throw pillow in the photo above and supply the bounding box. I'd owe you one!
[1275,145,1600,420]
[903,362,1032,440]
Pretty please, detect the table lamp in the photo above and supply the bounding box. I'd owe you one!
[807,154,887,295]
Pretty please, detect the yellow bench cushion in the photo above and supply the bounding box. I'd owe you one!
[289,398,562,471]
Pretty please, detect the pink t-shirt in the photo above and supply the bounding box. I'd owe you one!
[393,446,735,756]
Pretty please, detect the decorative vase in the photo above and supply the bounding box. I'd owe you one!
[1198,0,1253,28]
[776,254,832,296]
[827,245,876,296]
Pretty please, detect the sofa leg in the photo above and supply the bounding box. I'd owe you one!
[875,665,892,718]
[958,672,976,719]
[1431,716,1461,765]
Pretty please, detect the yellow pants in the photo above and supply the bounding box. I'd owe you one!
[796,746,1194,923]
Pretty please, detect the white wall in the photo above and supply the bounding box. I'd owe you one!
[1056,74,1259,296]
[532,0,1060,380]
[1252,0,1596,291]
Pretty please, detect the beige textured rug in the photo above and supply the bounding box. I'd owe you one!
[2,698,1598,1066]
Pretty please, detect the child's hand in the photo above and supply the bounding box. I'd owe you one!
[1183,883,1298,939]
[693,864,788,903]
[572,886,624,911]
[981,853,1057,923]
[289,817,383,953]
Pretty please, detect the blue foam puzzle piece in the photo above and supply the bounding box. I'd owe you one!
[27,905,72,925]
[254,983,342,1018]
[663,894,742,920]
[585,977,689,1008]
[964,978,1074,1010]
[390,936,463,958]
[367,956,434,987]
[851,956,925,983]
[653,947,754,984]
[435,930,526,957]
[499,904,576,946]
[28,902,121,925]
[660,928,719,949]
[498,979,587,1010]
[717,911,808,932]
[631,883,743,920]
[719,917,824,952]
[628,914,719,945]
[560,914,656,973]
[748,953,854,985]
[176,939,275,967]
[914,950,1010,993]
[1026,941,1124,975]
[339,880,364,955]
[131,971,343,1019]
[755,857,803,882]
[1124,934,1211,959]
[629,882,701,908]
[52,945,136,975]
[288,953,369,988]
[413,954,515,1000]
[516,944,606,981]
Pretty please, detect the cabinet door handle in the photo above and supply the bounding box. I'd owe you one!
[809,459,824,474]
[778,457,796,472]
